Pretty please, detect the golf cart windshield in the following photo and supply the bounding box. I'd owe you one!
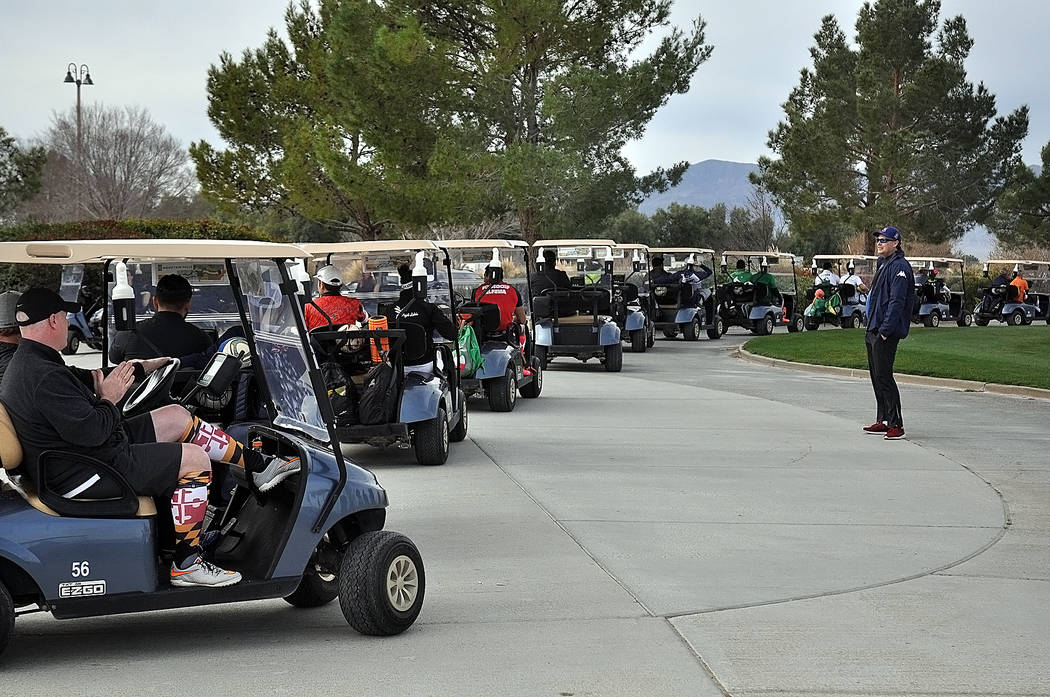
[986,260,1050,294]
[236,259,329,442]
[613,246,650,292]
[59,264,86,303]
[910,258,965,292]
[723,252,798,291]
[320,247,453,317]
[442,243,532,314]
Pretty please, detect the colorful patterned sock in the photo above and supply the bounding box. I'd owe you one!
[171,471,211,564]
[179,416,264,472]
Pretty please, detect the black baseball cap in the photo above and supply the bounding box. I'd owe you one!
[14,287,80,327]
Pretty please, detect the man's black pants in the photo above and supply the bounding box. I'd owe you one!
[865,331,902,428]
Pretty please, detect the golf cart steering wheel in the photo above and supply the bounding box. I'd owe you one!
[123,358,180,415]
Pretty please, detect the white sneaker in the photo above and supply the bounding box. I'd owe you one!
[170,556,242,588]
[253,455,302,492]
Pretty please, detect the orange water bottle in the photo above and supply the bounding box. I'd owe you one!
[368,315,389,362]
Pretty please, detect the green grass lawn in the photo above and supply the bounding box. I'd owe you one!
[744,326,1050,390]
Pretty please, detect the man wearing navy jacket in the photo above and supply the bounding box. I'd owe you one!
[863,226,914,440]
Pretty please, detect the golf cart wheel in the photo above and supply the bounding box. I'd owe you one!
[339,531,425,636]
[630,329,646,353]
[604,343,623,372]
[788,314,804,333]
[535,344,549,369]
[449,393,468,442]
[646,323,655,348]
[519,360,542,399]
[662,328,678,339]
[923,311,940,328]
[683,316,701,341]
[706,314,724,340]
[1008,309,1025,326]
[756,315,774,336]
[975,317,990,326]
[413,407,449,466]
[957,312,973,327]
[486,367,517,412]
[62,330,80,355]
[849,313,864,329]
[284,534,340,607]
[0,581,12,657]
[804,316,820,331]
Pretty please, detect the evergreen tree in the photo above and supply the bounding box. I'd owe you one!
[753,0,1028,245]
[0,127,46,221]
[989,143,1050,248]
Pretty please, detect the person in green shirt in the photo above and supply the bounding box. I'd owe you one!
[750,259,779,304]
[727,259,752,283]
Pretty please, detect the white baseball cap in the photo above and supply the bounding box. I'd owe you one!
[314,265,343,286]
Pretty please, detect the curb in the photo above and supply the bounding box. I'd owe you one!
[734,347,1050,401]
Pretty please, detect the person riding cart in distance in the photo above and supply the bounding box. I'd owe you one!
[305,264,367,330]
[533,248,571,294]
[472,248,529,343]
[750,258,780,303]
[109,274,215,369]
[726,259,752,283]
[1010,266,1029,303]
[391,259,457,375]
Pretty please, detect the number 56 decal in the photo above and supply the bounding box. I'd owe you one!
[71,561,90,577]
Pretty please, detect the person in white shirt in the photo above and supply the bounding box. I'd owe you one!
[816,261,841,286]
[840,265,869,302]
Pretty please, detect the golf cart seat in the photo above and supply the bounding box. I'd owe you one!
[579,287,612,314]
[0,403,156,518]
[916,284,936,302]
[617,282,639,303]
[652,283,688,307]
[1007,285,1021,302]
[838,284,856,302]
[457,302,502,337]
[533,289,581,318]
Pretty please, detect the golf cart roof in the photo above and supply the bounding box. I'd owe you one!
[436,239,528,249]
[986,259,1050,267]
[532,239,616,248]
[301,240,444,256]
[908,256,963,264]
[0,239,310,264]
[649,246,715,255]
[614,243,651,251]
[811,254,879,262]
[722,250,798,260]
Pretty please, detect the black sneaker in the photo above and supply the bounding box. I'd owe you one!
[253,456,302,492]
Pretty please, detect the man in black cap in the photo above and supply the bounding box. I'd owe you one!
[0,291,22,383]
[533,249,571,295]
[0,288,300,587]
[863,225,914,441]
[109,274,215,369]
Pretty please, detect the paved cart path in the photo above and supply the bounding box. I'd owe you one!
[14,338,1047,696]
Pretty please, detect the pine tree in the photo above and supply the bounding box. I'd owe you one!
[989,142,1050,249]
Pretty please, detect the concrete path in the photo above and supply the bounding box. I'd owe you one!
[14,337,1048,696]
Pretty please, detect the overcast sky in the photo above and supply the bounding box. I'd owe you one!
[1,1,1047,174]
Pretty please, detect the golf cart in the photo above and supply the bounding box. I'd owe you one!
[974,260,1050,326]
[909,257,973,327]
[805,255,876,330]
[648,246,723,341]
[530,239,623,372]
[0,239,426,661]
[437,239,542,411]
[58,263,104,355]
[717,251,804,335]
[604,243,655,352]
[302,241,466,465]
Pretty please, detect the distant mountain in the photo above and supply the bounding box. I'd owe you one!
[1033,165,1043,176]
[639,159,759,215]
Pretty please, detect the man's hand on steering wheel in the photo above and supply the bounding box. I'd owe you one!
[132,357,172,375]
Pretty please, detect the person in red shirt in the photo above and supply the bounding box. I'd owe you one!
[473,264,526,332]
[305,265,367,330]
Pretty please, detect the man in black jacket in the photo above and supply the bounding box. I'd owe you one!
[533,249,572,294]
[110,274,215,368]
[390,264,457,373]
[1,288,300,587]
[863,226,915,441]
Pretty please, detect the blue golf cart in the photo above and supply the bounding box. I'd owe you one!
[974,259,1050,326]
[804,254,876,330]
[909,257,973,327]
[648,246,724,341]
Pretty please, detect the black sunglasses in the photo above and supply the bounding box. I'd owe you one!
[875,237,894,244]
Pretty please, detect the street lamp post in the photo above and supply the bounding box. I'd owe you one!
[63,63,93,217]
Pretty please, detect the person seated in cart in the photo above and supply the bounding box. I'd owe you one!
[305,264,367,330]
[750,259,780,303]
[727,259,752,283]
[1,288,301,588]
[815,261,840,286]
[1010,268,1029,303]
[391,264,457,375]
[533,249,571,293]
[473,261,528,335]
[0,291,21,383]
[110,274,216,369]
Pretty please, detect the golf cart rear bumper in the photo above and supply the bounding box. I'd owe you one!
[335,423,411,441]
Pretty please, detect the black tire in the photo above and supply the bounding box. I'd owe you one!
[284,535,340,608]
[646,322,655,348]
[630,329,646,352]
[413,407,449,465]
[682,316,701,341]
[604,343,623,372]
[339,531,425,636]
[804,316,820,331]
[756,314,774,336]
[661,327,678,339]
[706,314,724,340]
[957,312,973,327]
[519,360,542,398]
[849,313,864,329]
[0,581,12,658]
[535,344,549,369]
[923,311,940,328]
[62,330,80,355]
[486,367,517,412]
[449,392,468,442]
[788,314,804,333]
[1008,309,1025,326]
[975,317,990,326]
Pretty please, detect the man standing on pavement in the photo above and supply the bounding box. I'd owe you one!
[863,226,914,440]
